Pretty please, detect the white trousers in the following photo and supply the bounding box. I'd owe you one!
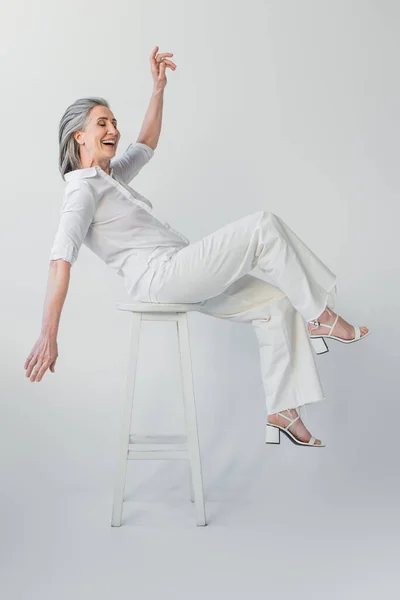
[134,210,338,415]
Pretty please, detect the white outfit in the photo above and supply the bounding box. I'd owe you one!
[49,142,189,292]
[49,142,337,415]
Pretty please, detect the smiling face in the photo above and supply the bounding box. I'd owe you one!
[73,104,121,173]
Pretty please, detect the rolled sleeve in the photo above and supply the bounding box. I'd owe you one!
[49,181,96,266]
[110,142,154,184]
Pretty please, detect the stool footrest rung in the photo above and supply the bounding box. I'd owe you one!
[128,449,189,460]
[129,434,187,445]
[128,434,189,457]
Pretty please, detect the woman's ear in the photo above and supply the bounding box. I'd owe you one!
[73,131,83,145]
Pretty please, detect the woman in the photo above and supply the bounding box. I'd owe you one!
[24,46,370,447]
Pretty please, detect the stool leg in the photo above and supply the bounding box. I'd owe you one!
[189,464,195,503]
[111,313,142,527]
[176,314,207,526]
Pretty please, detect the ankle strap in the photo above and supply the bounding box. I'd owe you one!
[277,412,300,430]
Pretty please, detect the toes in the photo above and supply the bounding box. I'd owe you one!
[308,436,321,445]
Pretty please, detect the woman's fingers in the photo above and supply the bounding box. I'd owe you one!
[160,59,176,70]
[48,356,58,373]
[25,347,58,380]
[151,46,173,59]
[28,357,48,382]
[33,359,52,382]
[27,356,42,381]
[150,47,175,65]
[24,354,33,370]
[25,335,58,382]
[25,355,38,378]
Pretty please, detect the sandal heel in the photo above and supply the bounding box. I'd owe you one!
[266,424,280,444]
[310,336,329,355]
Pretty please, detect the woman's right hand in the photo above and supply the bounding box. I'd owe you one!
[24,333,58,382]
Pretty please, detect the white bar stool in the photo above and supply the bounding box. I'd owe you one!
[111,302,207,527]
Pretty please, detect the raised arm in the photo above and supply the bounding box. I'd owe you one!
[110,47,177,184]
[136,46,177,149]
[108,88,161,185]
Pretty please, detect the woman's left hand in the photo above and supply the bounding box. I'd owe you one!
[150,46,177,90]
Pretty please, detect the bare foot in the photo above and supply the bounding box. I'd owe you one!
[308,307,369,340]
[267,408,322,445]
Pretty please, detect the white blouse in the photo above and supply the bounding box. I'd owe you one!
[49,142,189,296]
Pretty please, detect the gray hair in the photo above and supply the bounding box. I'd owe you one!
[58,97,110,180]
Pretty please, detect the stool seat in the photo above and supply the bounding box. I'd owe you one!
[116,302,203,313]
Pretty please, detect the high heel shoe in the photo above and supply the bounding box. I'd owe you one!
[308,307,370,355]
[266,408,326,447]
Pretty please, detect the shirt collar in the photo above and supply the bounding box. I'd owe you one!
[64,165,114,182]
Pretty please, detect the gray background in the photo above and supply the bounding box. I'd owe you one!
[1,0,398,598]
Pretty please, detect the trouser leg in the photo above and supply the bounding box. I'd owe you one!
[250,294,327,415]
[146,210,337,323]
[184,274,327,415]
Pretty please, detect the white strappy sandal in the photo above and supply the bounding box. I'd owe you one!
[308,307,370,355]
[266,408,325,447]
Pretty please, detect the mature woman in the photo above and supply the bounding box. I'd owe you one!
[24,47,370,447]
